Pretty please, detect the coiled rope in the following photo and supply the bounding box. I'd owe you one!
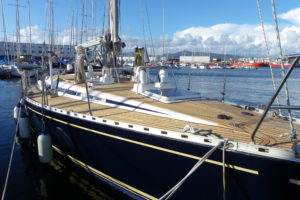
[159,141,222,200]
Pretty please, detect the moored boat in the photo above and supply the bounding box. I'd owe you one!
[19,1,300,199]
[9,63,40,77]
[269,63,290,67]
[231,61,265,68]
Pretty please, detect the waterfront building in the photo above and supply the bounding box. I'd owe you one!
[0,41,75,60]
[180,56,211,64]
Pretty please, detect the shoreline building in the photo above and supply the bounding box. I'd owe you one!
[180,56,211,64]
[0,41,75,60]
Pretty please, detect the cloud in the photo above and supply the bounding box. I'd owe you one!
[123,22,300,57]
[166,24,267,55]
[279,7,300,25]
[19,25,45,44]
[17,26,104,45]
[160,21,300,56]
[11,7,300,58]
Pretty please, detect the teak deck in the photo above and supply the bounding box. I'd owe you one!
[28,74,300,151]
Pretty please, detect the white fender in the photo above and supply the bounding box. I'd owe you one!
[13,104,20,120]
[19,114,30,139]
[87,64,94,73]
[66,63,73,71]
[37,133,53,163]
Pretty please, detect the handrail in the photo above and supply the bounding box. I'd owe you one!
[270,105,300,110]
[251,56,299,143]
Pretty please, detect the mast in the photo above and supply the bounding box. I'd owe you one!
[16,0,21,60]
[80,0,87,44]
[108,0,118,43]
[91,0,95,39]
[0,0,9,62]
[74,0,125,84]
[47,0,54,89]
[70,10,75,58]
[27,0,32,60]
[106,0,124,68]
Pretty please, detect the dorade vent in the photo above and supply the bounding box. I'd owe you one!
[161,131,168,135]
[115,122,119,125]
[181,134,188,139]
[128,125,133,128]
[144,127,149,131]
[258,147,269,153]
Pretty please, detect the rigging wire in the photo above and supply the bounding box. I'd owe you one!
[144,0,156,58]
[270,0,296,141]
[159,142,222,200]
[139,0,148,51]
[161,0,165,61]
[255,0,281,113]
[102,0,107,36]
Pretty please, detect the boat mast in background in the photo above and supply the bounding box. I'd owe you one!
[80,0,88,44]
[27,0,32,60]
[47,0,55,89]
[0,0,9,62]
[15,0,21,61]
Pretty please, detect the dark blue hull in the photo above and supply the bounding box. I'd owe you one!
[25,100,300,200]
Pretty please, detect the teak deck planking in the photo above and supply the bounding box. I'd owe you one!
[28,74,300,151]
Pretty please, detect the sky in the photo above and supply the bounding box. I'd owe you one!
[1,0,300,57]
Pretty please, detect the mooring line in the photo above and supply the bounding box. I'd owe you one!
[1,105,20,200]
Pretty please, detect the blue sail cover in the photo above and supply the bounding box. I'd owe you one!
[0,56,7,63]
[58,60,68,65]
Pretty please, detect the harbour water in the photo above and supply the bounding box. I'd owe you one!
[0,79,117,200]
[1,67,300,199]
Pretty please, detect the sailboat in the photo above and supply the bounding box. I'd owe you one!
[9,0,39,78]
[21,0,300,199]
